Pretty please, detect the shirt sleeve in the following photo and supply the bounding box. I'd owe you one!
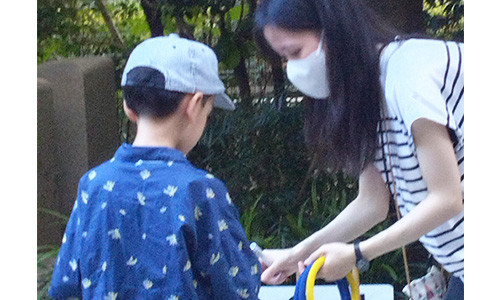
[188,177,261,299]
[49,182,84,299]
[394,74,454,131]
[388,40,463,138]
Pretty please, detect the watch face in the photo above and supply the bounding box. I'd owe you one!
[357,258,370,273]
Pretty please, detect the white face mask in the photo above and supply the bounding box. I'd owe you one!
[286,33,330,99]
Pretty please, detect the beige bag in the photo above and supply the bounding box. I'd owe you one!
[403,266,447,300]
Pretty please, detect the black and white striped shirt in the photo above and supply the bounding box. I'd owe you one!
[375,39,464,280]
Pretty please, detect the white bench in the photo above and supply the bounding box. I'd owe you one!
[258,284,394,300]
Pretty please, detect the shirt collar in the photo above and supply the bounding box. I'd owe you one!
[114,143,188,163]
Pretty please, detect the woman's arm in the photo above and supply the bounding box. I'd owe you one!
[297,164,390,255]
[304,119,464,281]
[360,118,463,261]
[260,164,390,284]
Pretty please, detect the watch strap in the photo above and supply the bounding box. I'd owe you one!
[353,240,364,262]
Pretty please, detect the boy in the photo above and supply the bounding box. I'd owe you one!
[49,34,261,299]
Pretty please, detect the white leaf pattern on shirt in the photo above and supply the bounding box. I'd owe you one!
[108,228,121,240]
[210,252,221,265]
[137,192,146,205]
[237,289,250,299]
[166,234,178,246]
[143,279,153,289]
[69,259,77,271]
[104,292,118,300]
[103,181,115,192]
[88,170,97,180]
[163,185,178,197]
[81,191,89,204]
[82,278,91,289]
[228,266,239,277]
[194,206,202,220]
[251,264,258,275]
[218,219,228,232]
[206,188,215,199]
[126,256,137,266]
[183,260,191,272]
[140,170,151,180]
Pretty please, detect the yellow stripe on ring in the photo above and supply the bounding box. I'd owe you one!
[306,256,325,300]
[346,270,360,300]
[305,256,361,300]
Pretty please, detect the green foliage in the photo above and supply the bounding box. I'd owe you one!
[37,209,69,300]
[37,0,148,63]
[37,245,60,300]
[189,101,310,247]
[424,0,464,41]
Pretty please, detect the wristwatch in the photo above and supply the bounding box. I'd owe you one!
[354,240,370,273]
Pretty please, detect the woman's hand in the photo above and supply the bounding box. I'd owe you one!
[260,247,305,285]
[301,242,356,282]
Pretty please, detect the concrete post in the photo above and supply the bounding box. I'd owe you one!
[37,57,119,244]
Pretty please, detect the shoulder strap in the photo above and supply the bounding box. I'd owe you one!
[379,108,414,300]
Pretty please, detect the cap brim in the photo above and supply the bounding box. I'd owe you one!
[214,93,236,111]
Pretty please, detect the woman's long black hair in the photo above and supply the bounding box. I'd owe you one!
[255,0,399,177]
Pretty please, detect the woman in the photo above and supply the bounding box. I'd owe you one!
[254,0,464,298]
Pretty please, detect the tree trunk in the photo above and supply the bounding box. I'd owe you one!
[363,0,425,34]
[140,0,164,37]
[233,56,252,109]
[95,0,126,49]
[271,62,285,109]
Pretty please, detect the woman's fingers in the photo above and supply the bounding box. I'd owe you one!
[297,261,306,275]
[261,265,286,285]
[300,243,357,282]
[303,247,323,266]
[259,250,275,268]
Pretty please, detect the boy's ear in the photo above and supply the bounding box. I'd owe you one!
[123,100,138,123]
[184,91,204,122]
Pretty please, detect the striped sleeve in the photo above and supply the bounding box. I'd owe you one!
[394,41,464,142]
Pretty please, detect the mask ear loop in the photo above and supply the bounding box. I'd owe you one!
[315,31,325,55]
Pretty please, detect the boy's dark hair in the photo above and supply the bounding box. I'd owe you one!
[254,0,400,177]
[122,67,185,119]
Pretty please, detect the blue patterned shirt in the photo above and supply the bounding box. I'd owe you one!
[49,144,261,299]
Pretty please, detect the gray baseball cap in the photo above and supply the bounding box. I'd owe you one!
[121,34,235,111]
